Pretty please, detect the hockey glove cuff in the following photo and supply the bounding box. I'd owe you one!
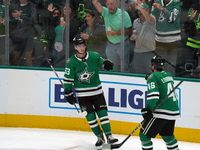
[141,108,153,120]
[145,73,151,80]
[65,91,76,105]
[103,60,114,71]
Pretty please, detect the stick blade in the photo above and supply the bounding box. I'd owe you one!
[79,111,87,117]
[111,143,122,149]
[102,143,122,149]
[102,143,111,149]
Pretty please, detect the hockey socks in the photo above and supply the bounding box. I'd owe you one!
[139,132,153,150]
[139,132,179,150]
[97,109,111,135]
[97,110,118,144]
[86,112,102,137]
[85,110,112,136]
[86,110,118,145]
[162,135,179,150]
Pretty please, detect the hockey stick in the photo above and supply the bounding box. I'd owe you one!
[46,58,87,117]
[103,79,184,149]
[152,51,176,68]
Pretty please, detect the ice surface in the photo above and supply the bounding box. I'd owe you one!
[0,127,199,150]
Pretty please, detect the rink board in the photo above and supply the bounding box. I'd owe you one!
[0,68,200,143]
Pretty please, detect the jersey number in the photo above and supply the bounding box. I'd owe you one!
[167,83,178,101]
[148,82,155,90]
[148,82,178,101]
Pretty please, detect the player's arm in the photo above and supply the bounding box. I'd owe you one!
[98,54,114,71]
[141,76,159,120]
[146,76,160,110]
[63,60,76,105]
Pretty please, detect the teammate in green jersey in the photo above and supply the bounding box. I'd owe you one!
[63,36,118,148]
[139,56,180,150]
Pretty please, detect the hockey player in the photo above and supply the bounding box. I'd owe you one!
[63,36,118,148]
[140,56,180,150]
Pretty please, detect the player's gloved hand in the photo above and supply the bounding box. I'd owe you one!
[141,108,153,120]
[103,60,114,71]
[145,73,151,80]
[65,91,76,105]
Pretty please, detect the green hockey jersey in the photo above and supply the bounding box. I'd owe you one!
[146,71,180,120]
[151,0,181,42]
[63,51,105,97]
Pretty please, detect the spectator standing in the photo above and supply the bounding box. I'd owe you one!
[92,0,132,72]
[130,2,156,74]
[35,0,64,31]
[76,10,107,58]
[52,4,66,67]
[64,37,118,149]
[0,3,5,65]
[140,55,180,150]
[53,3,82,68]
[40,8,61,63]
[10,0,37,66]
[151,0,181,76]
[176,0,200,78]
[175,20,200,78]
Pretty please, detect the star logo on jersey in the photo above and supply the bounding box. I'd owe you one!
[158,12,166,23]
[77,68,94,83]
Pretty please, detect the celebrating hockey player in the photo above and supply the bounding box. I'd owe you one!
[63,36,118,149]
[140,56,180,150]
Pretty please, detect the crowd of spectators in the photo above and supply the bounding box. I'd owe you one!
[0,0,200,78]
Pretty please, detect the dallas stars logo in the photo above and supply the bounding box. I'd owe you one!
[78,68,94,83]
[158,12,166,23]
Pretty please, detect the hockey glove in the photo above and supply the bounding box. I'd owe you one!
[103,60,114,71]
[65,91,76,105]
[141,108,153,120]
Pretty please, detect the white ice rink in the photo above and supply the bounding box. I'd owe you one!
[0,127,199,150]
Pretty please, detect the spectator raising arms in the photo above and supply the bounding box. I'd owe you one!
[76,10,107,58]
[92,0,132,72]
[130,2,156,74]
[151,0,181,76]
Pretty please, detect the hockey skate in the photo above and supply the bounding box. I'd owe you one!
[95,134,105,149]
[106,134,119,144]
